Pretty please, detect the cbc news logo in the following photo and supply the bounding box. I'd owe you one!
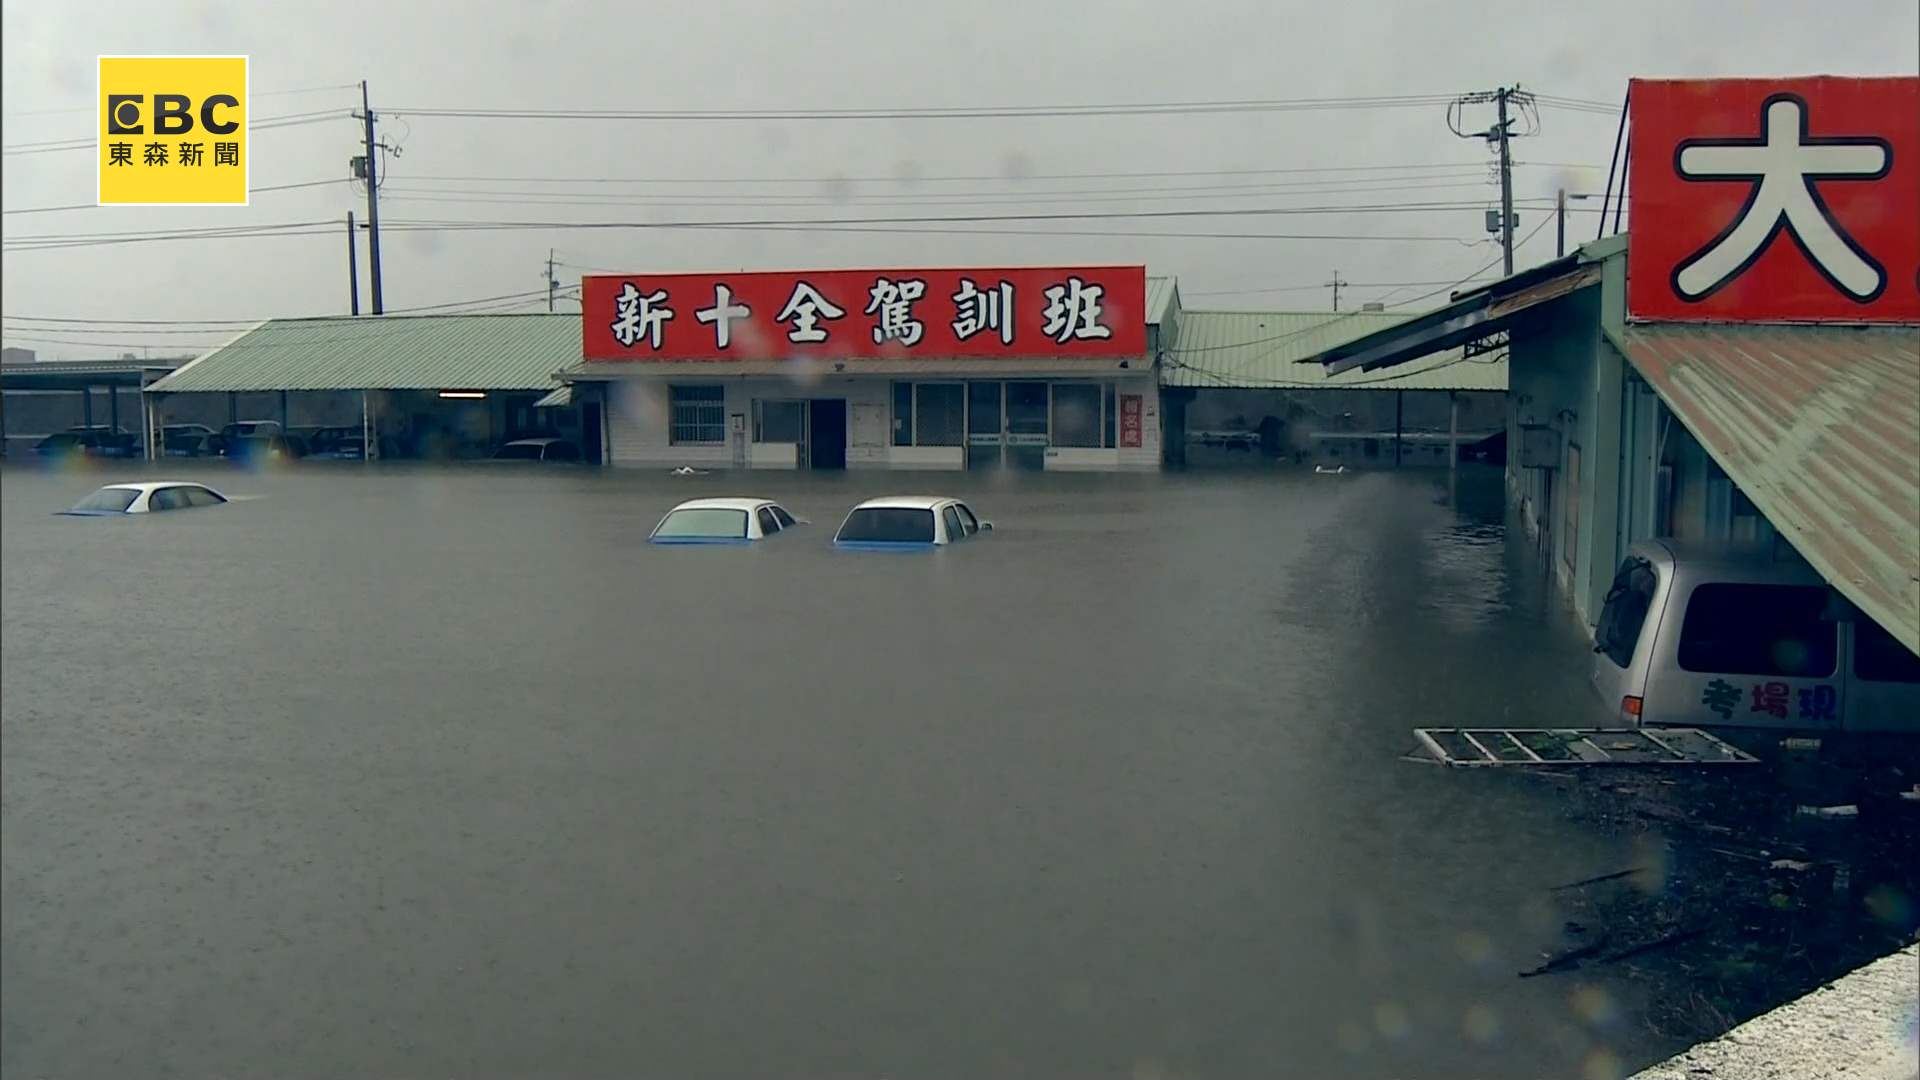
[97,55,249,206]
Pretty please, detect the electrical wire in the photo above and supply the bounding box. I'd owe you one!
[386,160,1604,187]
[2,197,1571,252]
[2,84,360,120]
[2,178,348,216]
[1,110,356,156]
[383,93,1463,123]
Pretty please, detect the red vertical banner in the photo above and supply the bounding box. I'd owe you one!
[1119,395,1143,448]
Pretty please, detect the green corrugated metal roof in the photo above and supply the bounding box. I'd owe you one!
[1611,321,1920,655]
[1145,276,1178,326]
[147,314,578,393]
[1161,310,1508,391]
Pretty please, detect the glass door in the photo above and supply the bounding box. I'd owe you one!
[966,382,1003,469]
[1005,382,1049,471]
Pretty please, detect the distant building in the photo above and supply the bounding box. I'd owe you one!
[1,347,36,365]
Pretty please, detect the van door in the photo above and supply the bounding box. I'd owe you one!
[1842,615,1920,732]
[1643,582,1844,730]
[1590,556,1661,723]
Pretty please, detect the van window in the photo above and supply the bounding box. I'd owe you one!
[1594,557,1658,669]
[1855,616,1920,684]
[1678,584,1837,678]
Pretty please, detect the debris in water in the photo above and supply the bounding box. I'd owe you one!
[1797,804,1860,818]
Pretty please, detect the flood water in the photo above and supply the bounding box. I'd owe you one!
[2,460,1671,1080]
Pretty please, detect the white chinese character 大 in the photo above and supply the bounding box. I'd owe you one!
[952,278,1015,345]
[1041,276,1112,343]
[610,283,674,350]
[1674,95,1892,302]
[694,283,753,349]
[865,277,928,347]
[775,280,848,343]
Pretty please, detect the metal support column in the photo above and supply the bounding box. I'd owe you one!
[109,386,120,435]
[1393,390,1404,467]
[360,391,371,463]
[144,390,159,461]
[1448,391,1460,472]
[279,390,290,435]
[83,386,95,430]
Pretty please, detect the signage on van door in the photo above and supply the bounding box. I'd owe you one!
[1626,76,1920,322]
[581,266,1148,360]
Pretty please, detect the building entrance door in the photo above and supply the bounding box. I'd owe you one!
[1005,382,1049,471]
[808,399,847,470]
[966,382,1002,469]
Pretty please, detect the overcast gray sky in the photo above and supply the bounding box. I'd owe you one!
[3,0,1915,358]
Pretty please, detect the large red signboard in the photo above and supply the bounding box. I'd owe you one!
[1626,76,1919,322]
[581,265,1148,360]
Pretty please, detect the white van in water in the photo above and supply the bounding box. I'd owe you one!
[1590,539,1920,732]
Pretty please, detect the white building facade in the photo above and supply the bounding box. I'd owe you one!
[559,265,1174,473]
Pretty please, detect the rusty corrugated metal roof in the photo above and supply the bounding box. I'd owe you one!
[1609,322,1920,654]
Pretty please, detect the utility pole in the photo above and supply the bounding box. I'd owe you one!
[1497,87,1515,276]
[355,80,385,315]
[1556,189,1567,258]
[1450,86,1529,277]
[545,249,559,312]
[1326,270,1347,312]
[347,212,361,315]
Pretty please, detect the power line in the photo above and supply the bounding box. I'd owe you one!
[0,109,356,156]
[2,178,347,216]
[2,198,1572,252]
[386,160,1604,187]
[383,93,1464,123]
[1185,279,1472,298]
[1,83,360,120]
[374,176,1511,212]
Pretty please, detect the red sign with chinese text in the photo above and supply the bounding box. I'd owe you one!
[1626,76,1919,322]
[1119,394,1143,448]
[581,266,1148,360]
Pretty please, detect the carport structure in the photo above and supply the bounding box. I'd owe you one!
[0,358,181,457]
[143,313,588,461]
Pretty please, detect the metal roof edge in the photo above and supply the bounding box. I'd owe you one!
[1301,257,1606,374]
[148,319,269,392]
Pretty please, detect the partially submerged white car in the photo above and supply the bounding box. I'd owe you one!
[832,496,992,549]
[60,481,229,516]
[649,497,805,544]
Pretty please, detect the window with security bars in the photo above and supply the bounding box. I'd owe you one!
[1050,383,1103,448]
[670,385,725,445]
[914,384,965,447]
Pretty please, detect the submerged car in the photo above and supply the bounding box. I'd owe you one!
[832,496,991,550]
[492,437,581,462]
[650,498,803,544]
[60,481,229,516]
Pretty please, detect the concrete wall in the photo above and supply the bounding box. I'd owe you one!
[1503,285,1626,633]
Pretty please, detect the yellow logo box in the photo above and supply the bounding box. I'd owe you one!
[97,55,249,205]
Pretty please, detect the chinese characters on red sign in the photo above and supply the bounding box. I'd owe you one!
[580,266,1148,360]
[1119,395,1143,448]
[1626,76,1920,322]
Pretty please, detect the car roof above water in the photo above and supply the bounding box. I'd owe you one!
[667,497,779,512]
[100,481,212,494]
[1628,537,1827,586]
[848,495,959,511]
